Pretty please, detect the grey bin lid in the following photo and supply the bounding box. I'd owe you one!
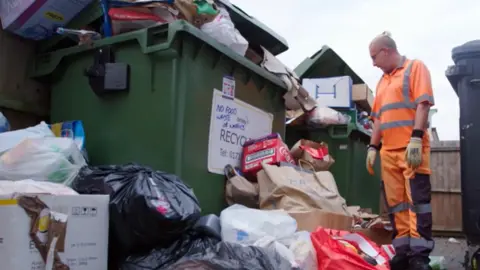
[452,40,480,63]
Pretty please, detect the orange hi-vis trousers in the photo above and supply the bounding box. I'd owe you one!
[380,147,434,257]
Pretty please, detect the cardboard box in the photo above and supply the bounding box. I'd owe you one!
[0,194,109,269]
[302,76,353,109]
[352,84,374,112]
[242,133,295,177]
[354,228,393,245]
[0,0,95,40]
[289,209,353,232]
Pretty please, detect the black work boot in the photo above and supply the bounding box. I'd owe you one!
[409,256,432,270]
[389,255,409,270]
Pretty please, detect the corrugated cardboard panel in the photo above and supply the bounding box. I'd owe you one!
[352,84,374,112]
[289,209,353,232]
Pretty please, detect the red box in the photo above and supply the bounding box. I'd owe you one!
[242,133,295,177]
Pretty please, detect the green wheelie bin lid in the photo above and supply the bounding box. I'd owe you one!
[294,45,365,84]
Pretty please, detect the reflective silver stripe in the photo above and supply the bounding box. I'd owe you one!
[371,112,378,118]
[389,202,432,214]
[402,60,415,103]
[380,101,416,113]
[415,93,434,105]
[392,236,410,248]
[410,238,435,249]
[411,203,432,214]
[389,202,410,214]
[376,61,415,119]
[378,60,434,119]
[380,120,414,131]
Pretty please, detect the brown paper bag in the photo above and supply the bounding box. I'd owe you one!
[290,139,335,171]
[257,162,349,215]
[225,166,259,208]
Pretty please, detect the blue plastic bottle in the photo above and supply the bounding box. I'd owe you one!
[0,112,10,133]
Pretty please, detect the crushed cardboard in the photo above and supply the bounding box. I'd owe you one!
[289,209,353,232]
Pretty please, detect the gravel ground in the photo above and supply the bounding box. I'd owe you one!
[431,237,467,270]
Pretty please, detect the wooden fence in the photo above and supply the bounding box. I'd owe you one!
[430,140,462,235]
[379,140,462,236]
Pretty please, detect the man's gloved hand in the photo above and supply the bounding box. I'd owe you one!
[406,130,424,169]
[366,145,378,175]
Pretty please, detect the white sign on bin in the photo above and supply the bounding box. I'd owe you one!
[208,89,273,175]
[302,76,353,108]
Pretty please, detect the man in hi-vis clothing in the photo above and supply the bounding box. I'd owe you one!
[366,31,434,270]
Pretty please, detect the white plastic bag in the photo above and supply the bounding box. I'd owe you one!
[429,256,446,269]
[200,7,248,56]
[220,204,297,245]
[308,106,351,126]
[279,231,318,270]
[254,236,298,268]
[0,121,54,154]
[0,137,86,185]
[0,179,78,196]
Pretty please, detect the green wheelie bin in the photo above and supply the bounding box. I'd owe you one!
[31,21,288,215]
[286,47,382,213]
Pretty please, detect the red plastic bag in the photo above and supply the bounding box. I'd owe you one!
[299,144,329,159]
[381,245,395,259]
[311,228,390,270]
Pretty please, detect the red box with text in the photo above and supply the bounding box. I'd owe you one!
[242,133,296,178]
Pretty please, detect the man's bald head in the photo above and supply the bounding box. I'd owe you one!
[369,31,402,73]
[370,31,397,51]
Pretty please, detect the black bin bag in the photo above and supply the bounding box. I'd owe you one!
[121,232,296,270]
[71,164,202,257]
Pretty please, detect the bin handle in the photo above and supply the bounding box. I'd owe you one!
[142,23,171,54]
[31,23,173,78]
[147,23,170,38]
[328,125,351,139]
[470,79,480,86]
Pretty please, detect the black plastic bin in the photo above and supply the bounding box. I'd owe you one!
[446,40,480,244]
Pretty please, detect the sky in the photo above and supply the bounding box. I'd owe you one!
[230,0,480,140]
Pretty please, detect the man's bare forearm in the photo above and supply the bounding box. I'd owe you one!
[370,119,382,147]
[414,102,431,131]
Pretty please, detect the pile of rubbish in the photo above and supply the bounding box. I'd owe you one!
[0,121,294,269]
[0,120,399,270]
[0,115,447,270]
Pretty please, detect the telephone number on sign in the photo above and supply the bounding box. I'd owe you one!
[220,148,241,161]
[229,151,241,161]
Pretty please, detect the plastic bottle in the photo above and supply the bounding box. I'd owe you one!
[0,112,10,133]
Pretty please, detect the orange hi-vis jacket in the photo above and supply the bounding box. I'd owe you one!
[371,57,435,150]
